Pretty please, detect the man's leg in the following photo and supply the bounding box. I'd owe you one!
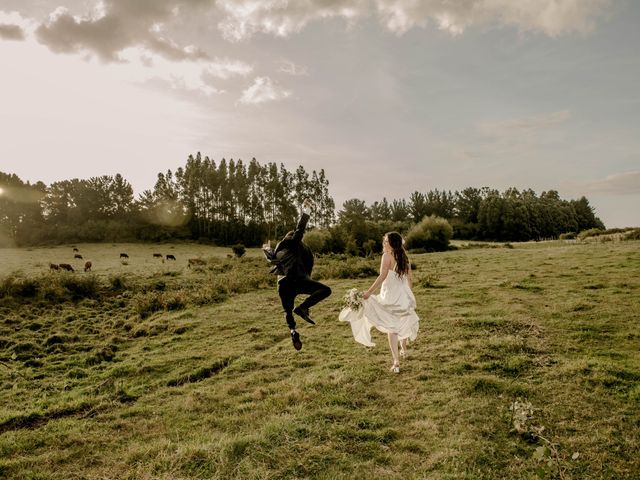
[278,278,302,350]
[294,277,332,323]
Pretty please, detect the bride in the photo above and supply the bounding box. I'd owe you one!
[339,232,420,373]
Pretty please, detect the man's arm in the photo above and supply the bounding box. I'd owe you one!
[262,242,275,261]
[291,199,312,243]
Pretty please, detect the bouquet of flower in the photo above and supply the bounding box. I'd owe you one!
[343,288,364,311]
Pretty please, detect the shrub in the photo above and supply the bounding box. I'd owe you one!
[624,229,640,241]
[313,256,378,279]
[559,232,577,240]
[231,244,246,258]
[59,276,100,299]
[578,228,604,240]
[304,229,331,254]
[405,215,453,252]
[109,275,127,291]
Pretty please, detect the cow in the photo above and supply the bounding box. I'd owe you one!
[153,253,163,258]
[74,254,83,259]
[120,253,129,259]
[166,254,176,261]
[49,263,59,271]
[59,263,74,272]
[73,247,79,252]
[84,261,92,272]
[188,258,206,268]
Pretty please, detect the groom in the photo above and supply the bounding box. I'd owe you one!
[263,198,332,350]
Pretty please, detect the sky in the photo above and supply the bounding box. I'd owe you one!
[0,0,639,227]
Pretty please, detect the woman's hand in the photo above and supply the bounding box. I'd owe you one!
[363,291,371,300]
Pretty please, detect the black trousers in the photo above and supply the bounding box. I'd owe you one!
[278,276,332,330]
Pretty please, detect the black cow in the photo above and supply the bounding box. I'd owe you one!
[166,254,176,261]
[120,253,129,259]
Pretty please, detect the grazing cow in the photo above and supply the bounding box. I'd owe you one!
[74,254,83,259]
[49,263,59,271]
[166,254,176,261]
[120,253,129,259]
[59,263,74,272]
[153,253,163,258]
[84,261,92,272]
[188,258,206,268]
[73,247,79,252]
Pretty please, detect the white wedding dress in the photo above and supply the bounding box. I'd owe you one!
[339,270,420,347]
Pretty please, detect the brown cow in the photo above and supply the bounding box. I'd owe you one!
[49,263,59,271]
[166,254,176,261]
[153,253,163,258]
[84,261,92,272]
[74,254,83,259]
[73,247,79,252]
[59,263,74,272]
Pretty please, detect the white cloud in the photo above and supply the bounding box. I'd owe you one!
[34,0,212,62]
[0,10,38,35]
[216,0,367,42]
[565,171,640,196]
[238,76,291,105]
[375,0,612,37]
[478,110,572,138]
[215,0,611,41]
[278,59,309,76]
[116,47,252,96]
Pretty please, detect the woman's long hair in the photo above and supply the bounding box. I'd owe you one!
[386,232,410,277]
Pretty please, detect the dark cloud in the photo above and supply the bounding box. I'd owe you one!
[35,0,213,62]
[0,24,25,41]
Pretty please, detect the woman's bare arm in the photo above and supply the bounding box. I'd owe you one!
[363,253,393,299]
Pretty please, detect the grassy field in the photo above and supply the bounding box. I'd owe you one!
[0,240,638,479]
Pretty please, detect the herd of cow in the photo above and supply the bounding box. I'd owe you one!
[48,248,208,273]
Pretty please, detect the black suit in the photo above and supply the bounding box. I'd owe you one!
[264,211,331,330]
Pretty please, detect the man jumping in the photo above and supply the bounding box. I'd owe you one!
[263,199,332,350]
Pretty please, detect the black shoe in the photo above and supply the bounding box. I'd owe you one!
[294,306,315,325]
[291,330,302,350]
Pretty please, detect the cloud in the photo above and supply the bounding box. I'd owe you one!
[215,0,611,40]
[34,0,212,62]
[0,10,38,37]
[569,171,640,196]
[0,23,25,41]
[238,76,291,105]
[278,59,309,76]
[216,0,367,41]
[116,47,252,96]
[375,0,612,37]
[478,110,572,138]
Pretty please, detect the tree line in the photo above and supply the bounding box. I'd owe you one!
[1,157,604,249]
[0,154,334,247]
[332,187,604,253]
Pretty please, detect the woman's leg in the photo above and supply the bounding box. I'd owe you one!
[400,338,408,357]
[388,333,400,370]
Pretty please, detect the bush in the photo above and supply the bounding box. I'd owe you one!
[231,244,246,258]
[313,255,378,279]
[559,232,577,240]
[405,215,453,252]
[623,229,640,241]
[578,228,604,240]
[304,229,331,254]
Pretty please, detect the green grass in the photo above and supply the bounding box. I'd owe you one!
[1,241,639,479]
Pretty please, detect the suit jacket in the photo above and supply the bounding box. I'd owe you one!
[263,211,314,279]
